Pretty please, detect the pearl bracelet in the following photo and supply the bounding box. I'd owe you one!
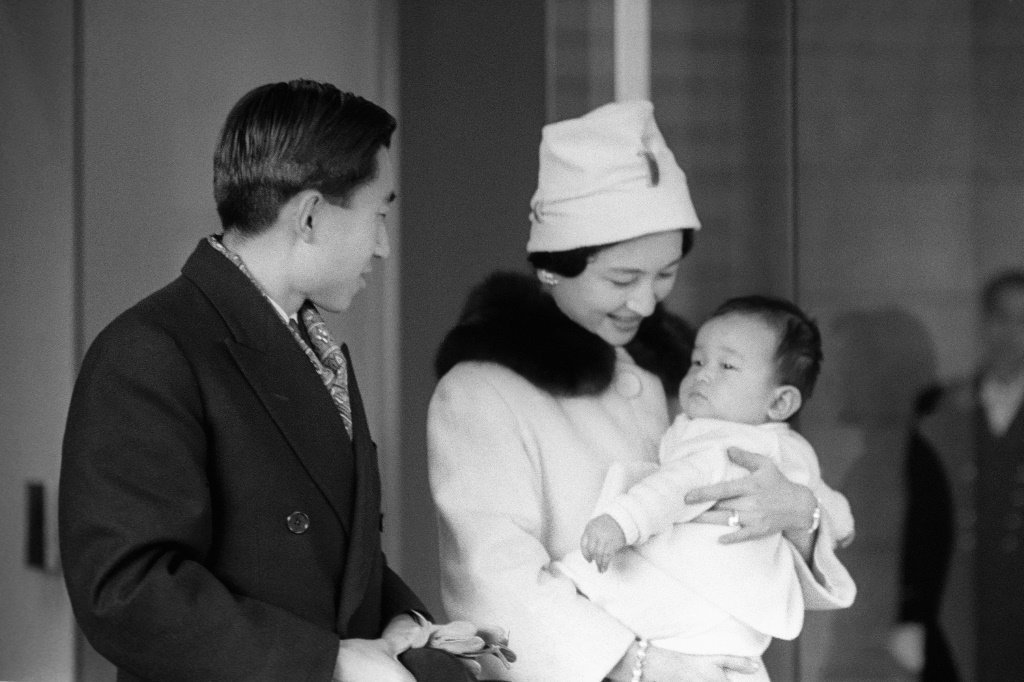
[630,638,648,682]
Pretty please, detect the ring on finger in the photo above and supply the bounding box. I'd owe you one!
[727,510,740,527]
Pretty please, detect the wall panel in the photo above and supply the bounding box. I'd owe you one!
[0,1,76,679]
[795,2,975,678]
[397,0,548,617]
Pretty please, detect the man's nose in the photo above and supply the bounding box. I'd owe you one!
[375,224,391,259]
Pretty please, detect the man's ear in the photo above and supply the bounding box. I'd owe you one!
[293,190,322,242]
[768,385,802,421]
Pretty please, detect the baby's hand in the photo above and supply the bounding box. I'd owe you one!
[580,514,627,573]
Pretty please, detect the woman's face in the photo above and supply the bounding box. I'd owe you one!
[549,230,683,346]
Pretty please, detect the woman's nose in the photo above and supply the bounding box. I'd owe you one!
[625,282,657,316]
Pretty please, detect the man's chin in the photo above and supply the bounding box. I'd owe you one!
[309,292,356,314]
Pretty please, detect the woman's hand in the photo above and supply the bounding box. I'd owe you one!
[684,447,817,544]
[608,640,759,681]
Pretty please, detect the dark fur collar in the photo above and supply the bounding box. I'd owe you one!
[435,272,693,397]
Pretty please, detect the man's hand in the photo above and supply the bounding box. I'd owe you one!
[684,447,817,544]
[334,638,415,682]
[887,622,925,673]
[581,514,628,572]
[382,613,430,654]
[381,612,516,678]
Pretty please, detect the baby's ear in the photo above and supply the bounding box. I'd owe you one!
[768,385,802,421]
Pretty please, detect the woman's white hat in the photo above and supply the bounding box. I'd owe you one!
[526,100,701,253]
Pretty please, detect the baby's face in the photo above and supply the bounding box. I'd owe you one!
[678,313,782,425]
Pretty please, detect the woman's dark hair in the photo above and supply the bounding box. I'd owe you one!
[527,228,696,277]
[213,79,396,234]
[709,294,823,401]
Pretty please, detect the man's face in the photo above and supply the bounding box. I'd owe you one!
[983,285,1024,379]
[306,148,395,312]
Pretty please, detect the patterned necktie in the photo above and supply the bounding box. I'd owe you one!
[298,305,354,438]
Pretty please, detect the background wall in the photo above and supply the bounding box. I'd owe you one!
[767,2,1020,678]
[0,2,76,680]
[795,4,975,678]
[397,1,548,617]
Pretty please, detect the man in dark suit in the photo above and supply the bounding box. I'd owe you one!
[893,269,1024,681]
[59,80,477,681]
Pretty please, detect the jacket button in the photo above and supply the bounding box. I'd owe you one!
[286,511,310,534]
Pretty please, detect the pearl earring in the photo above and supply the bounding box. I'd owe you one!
[538,270,559,286]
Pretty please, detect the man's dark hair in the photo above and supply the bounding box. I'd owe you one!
[213,79,396,233]
[981,269,1024,316]
[528,228,696,277]
[709,294,823,402]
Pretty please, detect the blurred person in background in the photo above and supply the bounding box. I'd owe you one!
[891,269,1024,681]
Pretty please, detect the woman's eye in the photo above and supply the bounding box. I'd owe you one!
[722,363,737,370]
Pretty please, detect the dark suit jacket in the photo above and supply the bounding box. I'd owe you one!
[59,239,425,681]
[914,376,1024,682]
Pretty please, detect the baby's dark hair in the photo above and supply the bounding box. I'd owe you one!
[708,295,823,402]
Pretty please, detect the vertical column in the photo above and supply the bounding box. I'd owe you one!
[613,0,650,101]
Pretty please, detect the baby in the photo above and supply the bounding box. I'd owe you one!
[555,295,855,680]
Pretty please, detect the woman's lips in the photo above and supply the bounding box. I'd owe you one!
[609,315,642,332]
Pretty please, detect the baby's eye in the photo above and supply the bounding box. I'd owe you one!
[691,359,703,367]
[610,278,637,288]
[722,362,738,370]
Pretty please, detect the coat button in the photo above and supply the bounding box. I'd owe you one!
[286,511,310,534]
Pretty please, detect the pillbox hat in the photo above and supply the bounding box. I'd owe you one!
[527,100,700,253]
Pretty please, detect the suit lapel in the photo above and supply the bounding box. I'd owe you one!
[336,344,383,628]
[182,239,355,534]
[228,341,355,535]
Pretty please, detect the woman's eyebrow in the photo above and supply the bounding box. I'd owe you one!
[608,259,682,274]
